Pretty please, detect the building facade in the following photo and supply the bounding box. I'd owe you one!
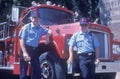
[99,0,120,40]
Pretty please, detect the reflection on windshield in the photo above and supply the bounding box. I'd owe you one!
[22,8,74,26]
[37,8,73,25]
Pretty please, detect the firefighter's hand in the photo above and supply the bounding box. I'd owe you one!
[67,57,73,64]
[95,59,100,66]
[23,52,31,62]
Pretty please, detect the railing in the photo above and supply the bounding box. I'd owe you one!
[0,22,10,40]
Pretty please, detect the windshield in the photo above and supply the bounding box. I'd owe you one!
[22,7,74,26]
[37,8,73,25]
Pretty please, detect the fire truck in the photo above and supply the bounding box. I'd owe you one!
[0,1,120,79]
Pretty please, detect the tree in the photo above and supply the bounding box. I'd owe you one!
[0,0,99,23]
[0,0,13,22]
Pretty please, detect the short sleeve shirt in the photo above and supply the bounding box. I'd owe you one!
[68,31,100,54]
[19,23,48,47]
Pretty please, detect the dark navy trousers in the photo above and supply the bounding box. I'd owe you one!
[78,53,95,79]
[20,45,41,79]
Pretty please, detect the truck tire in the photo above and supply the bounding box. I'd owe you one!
[54,61,66,79]
[39,52,66,79]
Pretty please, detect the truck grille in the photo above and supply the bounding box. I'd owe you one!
[93,31,110,59]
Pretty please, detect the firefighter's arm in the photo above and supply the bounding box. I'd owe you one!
[20,38,31,61]
[95,47,100,65]
[67,45,73,63]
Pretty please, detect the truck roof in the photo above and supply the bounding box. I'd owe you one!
[28,4,74,15]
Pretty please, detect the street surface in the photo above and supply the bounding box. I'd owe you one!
[0,70,120,79]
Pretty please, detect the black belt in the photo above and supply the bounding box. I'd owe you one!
[25,44,37,50]
[78,52,95,56]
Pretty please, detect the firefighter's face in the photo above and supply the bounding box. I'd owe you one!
[32,17,40,26]
[80,24,88,32]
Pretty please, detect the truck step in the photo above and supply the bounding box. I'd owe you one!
[0,66,14,70]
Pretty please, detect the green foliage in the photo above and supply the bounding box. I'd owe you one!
[0,0,99,22]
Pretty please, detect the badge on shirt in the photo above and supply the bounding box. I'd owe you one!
[76,34,84,47]
[76,34,84,41]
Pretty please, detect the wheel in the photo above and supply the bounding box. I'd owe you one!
[39,52,66,79]
[39,52,55,79]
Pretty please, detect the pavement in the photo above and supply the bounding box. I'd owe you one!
[0,70,120,79]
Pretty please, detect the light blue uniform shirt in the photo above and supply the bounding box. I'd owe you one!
[19,23,48,47]
[68,31,100,54]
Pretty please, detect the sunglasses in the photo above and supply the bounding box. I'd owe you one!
[80,24,88,27]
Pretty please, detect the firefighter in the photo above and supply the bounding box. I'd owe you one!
[67,17,100,79]
[19,12,51,79]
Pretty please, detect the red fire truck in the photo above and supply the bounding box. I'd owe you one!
[0,2,120,79]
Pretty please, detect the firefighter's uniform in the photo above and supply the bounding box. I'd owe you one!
[68,17,100,79]
[19,22,48,79]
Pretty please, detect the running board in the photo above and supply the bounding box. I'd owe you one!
[96,62,120,73]
[0,66,14,70]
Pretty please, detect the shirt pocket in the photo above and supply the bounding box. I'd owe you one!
[76,38,84,47]
[28,30,36,38]
[87,36,93,44]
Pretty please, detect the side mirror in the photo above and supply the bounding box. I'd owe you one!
[11,5,19,22]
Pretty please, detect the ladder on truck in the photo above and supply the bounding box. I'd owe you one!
[0,22,14,70]
[0,22,10,41]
